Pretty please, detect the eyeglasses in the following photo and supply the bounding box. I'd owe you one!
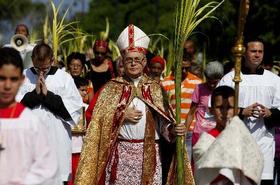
[34,66,51,73]
[124,57,144,65]
[33,59,53,74]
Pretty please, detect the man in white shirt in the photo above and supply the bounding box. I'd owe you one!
[219,38,280,185]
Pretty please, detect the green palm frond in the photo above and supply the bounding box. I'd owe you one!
[173,0,224,123]
[60,28,95,65]
[149,37,161,53]
[173,0,224,184]
[50,0,78,64]
[43,13,49,44]
[97,18,121,61]
[159,39,165,57]
[100,17,109,41]
[165,42,174,77]
[147,33,169,60]
[29,30,38,44]
[108,40,121,61]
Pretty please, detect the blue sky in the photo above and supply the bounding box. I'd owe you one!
[33,0,89,14]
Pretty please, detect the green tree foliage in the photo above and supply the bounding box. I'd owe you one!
[246,0,280,60]
[77,0,176,40]
[196,0,280,61]
[0,0,33,23]
[69,0,280,61]
[0,0,46,45]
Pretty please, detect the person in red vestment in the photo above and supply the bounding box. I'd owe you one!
[86,39,115,92]
[75,24,195,185]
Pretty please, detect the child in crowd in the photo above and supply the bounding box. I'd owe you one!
[0,47,58,184]
[193,86,263,185]
[148,55,165,82]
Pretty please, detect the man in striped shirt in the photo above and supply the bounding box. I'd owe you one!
[161,53,202,158]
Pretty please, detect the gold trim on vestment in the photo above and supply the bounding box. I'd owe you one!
[74,75,194,185]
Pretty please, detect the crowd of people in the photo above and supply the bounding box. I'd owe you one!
[0,23,280,185]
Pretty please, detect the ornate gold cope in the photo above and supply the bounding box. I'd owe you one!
[74,75,194,185]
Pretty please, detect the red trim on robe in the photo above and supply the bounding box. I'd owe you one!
[0,103,25,118]
[208,128,221,138]
[85,87,103,126]
[68,153,80,185]
[207,128,225,185]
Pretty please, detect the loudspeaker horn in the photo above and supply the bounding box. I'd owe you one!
[10,34,28,52]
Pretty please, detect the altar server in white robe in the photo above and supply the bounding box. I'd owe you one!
[219,38,280,184]
[193,86,263,185]
[16,43,83,184]
[0,47,58,185]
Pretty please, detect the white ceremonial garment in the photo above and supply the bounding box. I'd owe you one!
[219,70,280,179]
[16,68,83,182]
[119,77,160,140]
[193,116,264,185]
[0,107,60,185]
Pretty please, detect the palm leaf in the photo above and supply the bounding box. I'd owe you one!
[148,34,169,57]
[49,0,79,64]
[172,0,224,184]
[100,17,110,41]
[43,13,50,44]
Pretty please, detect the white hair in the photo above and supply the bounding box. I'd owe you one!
[204,61,224,79]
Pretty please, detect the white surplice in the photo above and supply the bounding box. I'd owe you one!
[193,116,264,185]
[16,68,83,181]
[0,107,60,185]
[219,69,280,179]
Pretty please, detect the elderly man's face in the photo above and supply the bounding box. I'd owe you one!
[123,52,146,79]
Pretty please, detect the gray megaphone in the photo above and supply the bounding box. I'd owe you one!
[10,34,28,52]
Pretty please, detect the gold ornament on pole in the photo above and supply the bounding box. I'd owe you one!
[232,0,250,115]
[72,107,86,135]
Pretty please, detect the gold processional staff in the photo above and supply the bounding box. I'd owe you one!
[232,0,250,115]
